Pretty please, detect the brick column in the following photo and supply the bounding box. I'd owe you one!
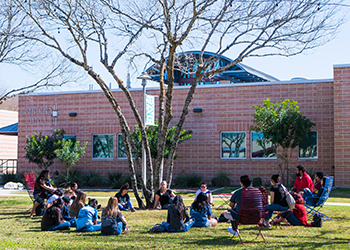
[333,64,350,187]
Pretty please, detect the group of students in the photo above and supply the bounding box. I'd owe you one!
[31,170,133,235]
[225,166,326,235]
[30,166,324,236]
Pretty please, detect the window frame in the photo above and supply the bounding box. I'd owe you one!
[220,131,247,160]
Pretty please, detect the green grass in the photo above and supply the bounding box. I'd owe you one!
[1,192,350,249]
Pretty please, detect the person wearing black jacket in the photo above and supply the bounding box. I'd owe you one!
[41,198,71,231]
[161,195,194,232]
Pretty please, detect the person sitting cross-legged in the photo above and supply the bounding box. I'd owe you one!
[115,183,136,212]
[76,198,101,232]
[61,196,77,227]
[190,192,217,227]
[101,197,131,235]
[194,182,214,206]
[161,195,195,232]
[41,198,71,231]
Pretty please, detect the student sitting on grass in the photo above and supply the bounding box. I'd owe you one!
[61,196,77,227]
[270,192,311,226]
[161,195,195,232]
[76,198,101,232]
[69,191,87,218]
[45,188,64,210]
[190,192,217,227]
[194,183,214,205]
[67,182,79,200]
[41,198,71,231]
[153,180,176,209]
[101,197,131,235]
[114,183,136,212]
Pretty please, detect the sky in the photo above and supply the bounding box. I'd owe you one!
[0,6,350,93]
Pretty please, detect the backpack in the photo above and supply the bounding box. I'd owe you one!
[150,224,166,233]
[311,214,322,227]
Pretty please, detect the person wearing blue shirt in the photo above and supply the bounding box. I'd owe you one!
[190,192,217,227]
[76,199,101,232]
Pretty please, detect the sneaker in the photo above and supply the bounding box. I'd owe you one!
[263,221,271,228]
[227,227,239,236]
[130,208,136,212]
[121,226,131,235]
[223,212,233,221]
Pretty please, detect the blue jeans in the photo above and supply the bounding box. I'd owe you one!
[303,189,317,206]
[77,222,101,232]
[265,204,289,221]
[162,219,195,232]
[46,221,71,231]
[281,211,303,226]
[229,207,240,230]
[118,200,134,211]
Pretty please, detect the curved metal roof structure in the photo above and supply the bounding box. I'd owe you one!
[146,51,279,86]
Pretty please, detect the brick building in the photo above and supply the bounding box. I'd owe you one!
[17,61,350,187]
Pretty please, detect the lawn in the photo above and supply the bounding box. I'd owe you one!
[0,191,350,249]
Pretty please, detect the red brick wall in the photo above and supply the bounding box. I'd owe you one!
[333,64,350,187]
[18,79,335,186]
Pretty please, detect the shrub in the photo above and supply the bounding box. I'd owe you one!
[108,172,131,189]
[0,173,19,185]
[87,172,106,187]
[174,172,202,188]
[53,169,88,188]
[211,172,230,187]
[252,177,262,187]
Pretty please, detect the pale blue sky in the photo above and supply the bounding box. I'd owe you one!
[1,10,349,92]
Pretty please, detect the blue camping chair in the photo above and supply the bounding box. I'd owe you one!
[304,175,334,221]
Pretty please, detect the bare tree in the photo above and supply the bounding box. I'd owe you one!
[13,0,343,207]
[0,0,82,105]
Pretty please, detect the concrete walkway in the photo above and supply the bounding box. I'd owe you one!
[1,188,350,206]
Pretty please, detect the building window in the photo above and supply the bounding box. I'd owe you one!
[118,134,127,159]
[63,134,76,144]
[251,132,276,159]
[299,131,318,159]
[92,134,113,159]
[221,132,246,159]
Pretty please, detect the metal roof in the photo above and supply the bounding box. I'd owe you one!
[0,123,18,135]
[146,51,279,85]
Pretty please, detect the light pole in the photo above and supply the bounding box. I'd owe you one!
[137,72,151,188]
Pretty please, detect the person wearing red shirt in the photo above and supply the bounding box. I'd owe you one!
[293,165,313,192]
[270,192,311,226]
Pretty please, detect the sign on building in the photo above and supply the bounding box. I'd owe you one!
[145,94,155,126]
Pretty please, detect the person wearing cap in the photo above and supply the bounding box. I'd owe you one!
[61,196,77,227]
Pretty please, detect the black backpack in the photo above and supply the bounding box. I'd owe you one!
[311,214,322,227]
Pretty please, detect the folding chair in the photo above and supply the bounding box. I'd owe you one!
[304,175,334,221]
[230,187,267,245]
[24,172,36,201]
[217,193,232,208]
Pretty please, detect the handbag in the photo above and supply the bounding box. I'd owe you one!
[281,184,295,210]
